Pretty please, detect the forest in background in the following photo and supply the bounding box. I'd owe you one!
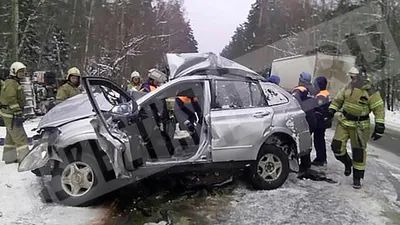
[0,0,198,85]
[222,0,400,111]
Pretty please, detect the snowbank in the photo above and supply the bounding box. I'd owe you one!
[0,148,107,225]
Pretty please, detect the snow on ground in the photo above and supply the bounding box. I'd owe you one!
[0,118,108,225]
[370,109,400,131]
[0,153,107,225]
[141,128,400,225]
[215,129,400,225]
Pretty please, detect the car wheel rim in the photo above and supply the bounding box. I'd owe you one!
[257,153,282,182]
[61,162,94,197]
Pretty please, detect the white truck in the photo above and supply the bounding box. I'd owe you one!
[270,52,356,97]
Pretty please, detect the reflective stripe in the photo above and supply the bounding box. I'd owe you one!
[0,110,13,118]
[9,104,20,110]
[4,145,16,149]
[16,145,29,151]
[375,118,385,123]
[343,102,367,111]
[370,99,384,109]
[329,104,340,111]
[316,90,330,97]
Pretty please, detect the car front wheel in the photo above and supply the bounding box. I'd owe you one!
[48,145,104,206]
[250,144,289,190]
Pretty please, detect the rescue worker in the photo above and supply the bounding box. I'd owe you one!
[292,72,317,177]
[327,66,385,189]
[268,75,281,85]
[311,76,331,167]
[140,69,162,93]
[0,62,29,164]
[56,67,81,103]
[127,71,142,91]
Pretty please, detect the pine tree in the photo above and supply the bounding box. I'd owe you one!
[44,25,71,79]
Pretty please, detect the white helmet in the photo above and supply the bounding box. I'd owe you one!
[67,67,81,80]
[148,68,166,83]
[10,62,26,76]
[131,71,141,79]
[347,66,359,76]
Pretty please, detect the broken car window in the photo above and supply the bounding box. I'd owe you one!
[260,83,289,106]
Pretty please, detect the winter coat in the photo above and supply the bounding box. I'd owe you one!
[140,82,157,93]
[329,75,385,129]
[292,86,317,133]
[128,83,141,91]
[0,77,25,120]
[314,76,331,129]
[56,82,81,103]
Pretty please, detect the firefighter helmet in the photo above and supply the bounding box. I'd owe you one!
[347,66,359,76]
[9,62,26,76]
[67,67,81,80]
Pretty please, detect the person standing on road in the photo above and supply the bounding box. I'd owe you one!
[292,72,317,177]
[0,62,29,164]
[327,66,385,189]
[311,76,331,167]
[56,67,82,103]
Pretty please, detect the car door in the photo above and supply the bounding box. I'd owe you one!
[210,79,274,162]
[81,76,144,178]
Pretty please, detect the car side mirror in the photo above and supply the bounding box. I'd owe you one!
[111,100,137,115]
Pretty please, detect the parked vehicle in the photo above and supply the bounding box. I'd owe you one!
[271,52,356,97]
[18,53,312,206]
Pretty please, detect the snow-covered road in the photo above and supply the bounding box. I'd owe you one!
[1,116,400,225]
[214,128,400,225]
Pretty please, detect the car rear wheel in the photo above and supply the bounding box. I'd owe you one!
[250,144,289,190]
[48,145,104,206]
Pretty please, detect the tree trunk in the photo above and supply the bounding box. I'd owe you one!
[11,0,19,61]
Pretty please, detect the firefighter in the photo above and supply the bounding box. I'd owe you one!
[292,72,317,177]
[0,62,29,164]
[56,67,82,103]
[268,75,281,85]
[311,76,331,167]
[127,71,142,91]
[327,66,385,189]
[140,69,162,93]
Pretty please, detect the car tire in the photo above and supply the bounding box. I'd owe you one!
[48,145,105,207]
[250,144,289,190]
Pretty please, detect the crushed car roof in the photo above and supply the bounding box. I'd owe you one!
[165,52,264,81]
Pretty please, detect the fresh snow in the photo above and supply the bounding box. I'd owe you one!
[370,109,400,130]
[1,116,400,225]
[0,118,107,225]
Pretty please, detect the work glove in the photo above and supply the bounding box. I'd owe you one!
[371,122,385,141]
[184,120,195,134]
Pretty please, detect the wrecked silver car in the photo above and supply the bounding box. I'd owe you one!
[18,53,312,206]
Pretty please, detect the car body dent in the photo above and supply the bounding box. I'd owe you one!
[35,74,311,180]
[54,117,98,149]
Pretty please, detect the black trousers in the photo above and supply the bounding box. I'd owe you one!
[314,127,327,163]
[299,131,313,171]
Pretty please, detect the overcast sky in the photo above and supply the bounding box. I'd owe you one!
[183,0,255,54]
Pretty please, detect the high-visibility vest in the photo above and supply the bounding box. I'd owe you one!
[177,96,198,103]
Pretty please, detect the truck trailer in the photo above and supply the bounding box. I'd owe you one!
[271,52,356,97]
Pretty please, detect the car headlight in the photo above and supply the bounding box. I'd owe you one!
[18,142,50,172]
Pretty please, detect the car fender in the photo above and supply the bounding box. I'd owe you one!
[55,117,98,149]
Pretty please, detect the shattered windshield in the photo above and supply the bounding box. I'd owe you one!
[1,0,400,225]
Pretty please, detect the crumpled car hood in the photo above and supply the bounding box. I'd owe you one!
[38,93,113,129]
[166,52,263,80]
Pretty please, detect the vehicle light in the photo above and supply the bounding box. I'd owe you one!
[18,142,50,172]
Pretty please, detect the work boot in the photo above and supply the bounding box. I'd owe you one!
[353,168,364,189]
[335,154,352,176]
[311,159,327,167]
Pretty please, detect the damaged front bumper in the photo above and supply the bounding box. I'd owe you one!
[18,128,62,172]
